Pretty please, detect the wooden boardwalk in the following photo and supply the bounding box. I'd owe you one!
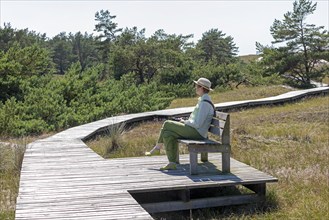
[15,87,328,219]
[16,141,276,219]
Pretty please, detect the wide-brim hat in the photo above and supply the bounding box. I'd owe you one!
[193,77,213,91]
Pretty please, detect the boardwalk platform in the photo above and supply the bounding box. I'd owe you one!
[15,87,328,219]
[16,139,277,219]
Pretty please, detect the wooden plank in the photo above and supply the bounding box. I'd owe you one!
[215,111,228,120]
[209,126,223,136]
[178,139,220,145]
[188,144,230,153]
[141,194,260,213]
[210,119,225,128]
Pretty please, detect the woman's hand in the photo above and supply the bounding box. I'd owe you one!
[171,117,186,123]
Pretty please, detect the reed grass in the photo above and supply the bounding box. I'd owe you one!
[88,119,164,158]
[88,122,126,158]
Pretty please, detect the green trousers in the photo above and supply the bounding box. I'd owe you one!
[157,120,204,163]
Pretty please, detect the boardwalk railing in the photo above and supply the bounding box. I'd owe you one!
[15,87,328,220]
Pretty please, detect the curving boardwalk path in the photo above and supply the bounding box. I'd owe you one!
[15,87,328,219]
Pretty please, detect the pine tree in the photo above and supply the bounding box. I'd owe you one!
[257,0,329,87]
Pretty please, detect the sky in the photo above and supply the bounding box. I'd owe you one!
[0,0,328,55]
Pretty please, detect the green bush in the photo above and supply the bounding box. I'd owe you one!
[243,61,284,86]
[192,62,243,89]
[0,98,20,136]
[0,63,177,136]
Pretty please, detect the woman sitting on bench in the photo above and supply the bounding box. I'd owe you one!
[145,77,215,170]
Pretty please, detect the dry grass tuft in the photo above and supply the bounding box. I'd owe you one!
[88,122,126,158]
[88,119,168,158]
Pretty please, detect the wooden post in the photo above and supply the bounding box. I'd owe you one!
[222,115,230,145]
[179,189,190,202]
[244,183,266,197]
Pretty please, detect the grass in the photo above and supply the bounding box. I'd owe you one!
[88,121,127,158]
[239,54,261,63]
[322,76,329,85]
[88,93,329,219]
[0,139,27,220]
[228,96,329,219]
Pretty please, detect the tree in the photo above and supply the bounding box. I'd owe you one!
[109,27,146,81]
[94,10,122,74]
[0,23,16,52]
[49,32,74,74]
[94,10,122,43]
[196,28,238,65]
[118,38,160,84]
[70,32,99,71]
[257,0,329,87]
[114,26,146,47]
[110,29,193,84]
[0,23,48,52]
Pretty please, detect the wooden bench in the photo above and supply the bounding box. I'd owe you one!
[178,111,231,175]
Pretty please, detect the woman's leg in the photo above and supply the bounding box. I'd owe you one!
[158,120,204,164]
[157,120,203,143]
[145,144,163,156]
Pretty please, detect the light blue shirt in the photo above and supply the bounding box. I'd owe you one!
[184,94,214,138]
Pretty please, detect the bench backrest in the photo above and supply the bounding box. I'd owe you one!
[208,111,230,144]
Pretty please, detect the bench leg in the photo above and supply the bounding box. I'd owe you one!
[189,152,198,175]
[201,152,208,162]
[222,152,230,173]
